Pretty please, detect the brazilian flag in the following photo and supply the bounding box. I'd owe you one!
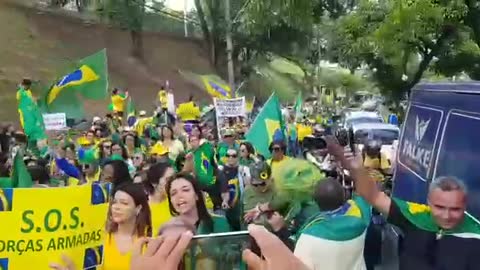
[392,198,480,236]
[245,93,285,159]
[126,97,136,127]
[40,49,108,120]
[192,142,216,186]
[179,70,232,99]
[17,87,46,142]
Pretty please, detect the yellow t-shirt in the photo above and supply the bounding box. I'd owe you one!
[363,153,390,181]
[269,156,291,175]
[297,124,313,142]
[101,234,133,270]
[158,90,168,109]
[134,117,153,136]
[162,139,185,161]
[111,94,126,112]
[86,170,101,184]
[176,102,201,121]
[363,153,390,170]
[16,89,33,101]
[150,200,172,233]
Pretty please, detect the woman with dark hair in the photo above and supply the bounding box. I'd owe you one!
[191,125,203,140]
[146,162,175,232]
[103,182,151,270]
[123,133,140,158]
[239,142,255,166]
[111,142,136,176]
[132,151,146,171]
[165,172,230,234]
[155,125,184,162]
[28,165,51,188]
[186,125,206,151]
[101,159,133,189]
[49,182,151,270]
[111,142,129,160]
[98,140,113,165]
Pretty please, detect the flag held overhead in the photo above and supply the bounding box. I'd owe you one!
[202,76,231,98]
[47,65,99,104]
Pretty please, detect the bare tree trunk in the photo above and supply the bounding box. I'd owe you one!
[194,0,216,65]
[76,0,84,12]
[130,30,144,60]
[225,0,235,94]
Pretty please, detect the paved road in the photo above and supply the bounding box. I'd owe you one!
[376,225,400,270]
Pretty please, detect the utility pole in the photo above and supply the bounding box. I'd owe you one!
[183,0,189,37]
[225,0,235,96]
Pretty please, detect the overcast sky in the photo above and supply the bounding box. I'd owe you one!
[163,0,195,11]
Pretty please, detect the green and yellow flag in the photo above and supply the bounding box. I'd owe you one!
[392,198,480,237]
[126,97,136,127]
[192,142,216,186]
[17,87,47,142]
[41,49,108,120]
[179,70,232,99]
[245,93,285,159]
[11,149,33,188]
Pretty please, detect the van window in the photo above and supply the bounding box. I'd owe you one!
[346,117,383,127]
[434,112,480,218]
[354,129,399,145]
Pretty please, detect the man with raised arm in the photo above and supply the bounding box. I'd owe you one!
[327,137,480,270]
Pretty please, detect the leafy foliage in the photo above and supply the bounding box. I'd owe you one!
[327,0,479,101]
[99,0,146,31]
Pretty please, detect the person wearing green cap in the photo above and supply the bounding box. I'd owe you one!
[82,161,101,184]
[216,128,239,166]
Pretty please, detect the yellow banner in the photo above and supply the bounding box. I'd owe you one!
[0,184,111,270]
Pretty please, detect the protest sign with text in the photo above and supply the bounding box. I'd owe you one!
[0,184,110,270]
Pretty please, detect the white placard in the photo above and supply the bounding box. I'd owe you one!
[167,93,175,114]
[214,97,246,138]
[42,113,67,130]
[214,97,246,117]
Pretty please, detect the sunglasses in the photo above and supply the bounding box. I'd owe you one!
[252,182,267,187]
[272,147,282,152]
[226,154,237,158]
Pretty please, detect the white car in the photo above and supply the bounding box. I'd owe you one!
[351,122,400,163]
[343,111,383,129]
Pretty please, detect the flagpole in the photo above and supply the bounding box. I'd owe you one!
[183,0,189,37]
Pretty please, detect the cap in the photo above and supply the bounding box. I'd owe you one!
[139,110,147,117]
[150,143,169,156]
[248,160,272,185]
[92,116,101,123]
[222,128,235,137]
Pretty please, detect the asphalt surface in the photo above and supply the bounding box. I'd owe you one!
[376,225,400,270]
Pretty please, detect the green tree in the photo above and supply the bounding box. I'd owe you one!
[191,0,360,99]
[329,0,475,102]
[99,0,148,59]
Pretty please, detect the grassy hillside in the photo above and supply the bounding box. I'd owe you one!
[0,2,214,122]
